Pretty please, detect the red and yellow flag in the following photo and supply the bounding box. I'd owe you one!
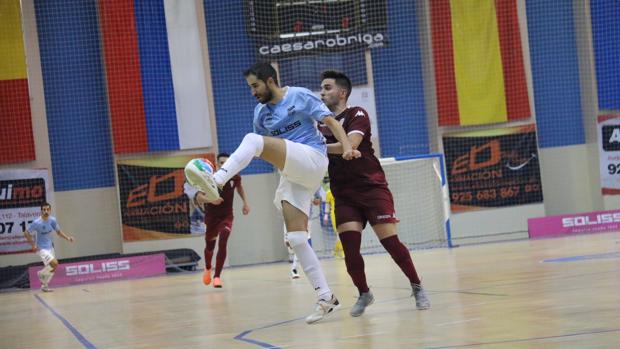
[431,0,530,126]
[0,0,34,163]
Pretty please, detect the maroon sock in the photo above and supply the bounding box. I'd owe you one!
[380,235,421,284]
[204,239,216,270]
[214,230,230,277]
[339,231,369,294]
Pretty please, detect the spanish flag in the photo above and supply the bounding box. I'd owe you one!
[0,0,35,163]
[431,0,530,126]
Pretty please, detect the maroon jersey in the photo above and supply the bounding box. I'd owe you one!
[206,174,241,218]
[319,107,388,198]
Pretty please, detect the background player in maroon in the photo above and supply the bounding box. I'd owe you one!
[195,153,250,288]
[318,70,431,316]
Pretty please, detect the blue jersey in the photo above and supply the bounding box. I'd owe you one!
[27,217,60,250]
[253,86,332,154]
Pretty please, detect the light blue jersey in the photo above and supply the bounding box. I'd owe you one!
[253,86,332,154]
[27,217,60,250]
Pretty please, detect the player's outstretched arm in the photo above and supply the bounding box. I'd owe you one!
[322,116,361,160]
[326,133,363,154]
[57,230,75,242]
[236,184,250,215]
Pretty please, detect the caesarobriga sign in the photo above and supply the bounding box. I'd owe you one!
[257,32,388,59]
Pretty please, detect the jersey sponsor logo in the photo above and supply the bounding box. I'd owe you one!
[271,120,302,136]
[562,213,620,227]
[65,260,131,276]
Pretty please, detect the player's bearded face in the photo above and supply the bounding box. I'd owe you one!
[246,75,272,104]
[41,206,51,217]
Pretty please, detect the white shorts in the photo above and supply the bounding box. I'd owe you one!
[274,140,328,216]
[37,248,55,266]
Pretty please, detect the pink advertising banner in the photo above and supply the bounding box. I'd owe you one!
[29,253,166,289]
[528,209,620,238]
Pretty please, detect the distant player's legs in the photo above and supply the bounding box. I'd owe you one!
[203,223,219,286]
[37,249,57,292]
[203,237,216,285]
[214,228,231,287]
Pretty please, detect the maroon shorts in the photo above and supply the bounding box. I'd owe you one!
[205,214,233,240]
[334,186,398,228]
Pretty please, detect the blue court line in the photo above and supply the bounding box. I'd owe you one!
[234,316,305,349]
[542,252,620,263]
[426,328,620,349]
[34,294,97,349]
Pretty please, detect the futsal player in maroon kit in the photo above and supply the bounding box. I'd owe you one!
[318,71,430,316]
[195,153,250,288]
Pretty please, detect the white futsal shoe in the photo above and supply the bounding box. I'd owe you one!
[305,295,340,324]
[412,283,430,310]
[184,160,220,202]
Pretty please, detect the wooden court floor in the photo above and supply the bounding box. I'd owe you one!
[2,232,619,349]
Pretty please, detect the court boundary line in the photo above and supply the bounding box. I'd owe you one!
[34,294,97,349]
[426,328,620,348]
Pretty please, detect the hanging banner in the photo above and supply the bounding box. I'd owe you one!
[246,0,388,59]
[0,169,51,254]
[117,154,214,241]
[598,114,620,195]
[443,124,543,212]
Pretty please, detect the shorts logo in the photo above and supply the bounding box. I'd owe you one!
[376,213,396,220]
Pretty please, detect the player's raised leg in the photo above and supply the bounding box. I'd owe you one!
[214,135,286,186]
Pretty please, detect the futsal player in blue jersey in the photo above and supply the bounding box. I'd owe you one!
[23,202,75,292]
[207,62,360,324]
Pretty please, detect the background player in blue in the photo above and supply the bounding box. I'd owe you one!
[23,202,75,292]
[207,62,360,324]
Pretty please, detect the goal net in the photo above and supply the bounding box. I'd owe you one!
[311,154,451,258]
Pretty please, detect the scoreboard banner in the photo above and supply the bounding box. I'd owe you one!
[117,154,214,242]
[443,124,543,212]
[0,169,51,254]
[598,114,620,194]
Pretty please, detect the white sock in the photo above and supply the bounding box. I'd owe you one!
[292,254,298,270]
[41,265,53,274]
[45,271,55,284]
[289,231,332,300]
[214,133,264,185]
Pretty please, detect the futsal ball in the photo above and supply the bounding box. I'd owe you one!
[184,158,220,201]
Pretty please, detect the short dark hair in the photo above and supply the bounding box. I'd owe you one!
[41,202,51,210]
[217,152,230,161]
[243,62,279,85]
[320,70,352,99]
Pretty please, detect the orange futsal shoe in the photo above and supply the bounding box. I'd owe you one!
[213,277,222,288]
[203,268,212,285]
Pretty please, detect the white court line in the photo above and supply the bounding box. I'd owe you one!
[339,332,388,340]
[435,317,482,327]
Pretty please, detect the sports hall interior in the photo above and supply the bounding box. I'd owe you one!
[1,1,618,348]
